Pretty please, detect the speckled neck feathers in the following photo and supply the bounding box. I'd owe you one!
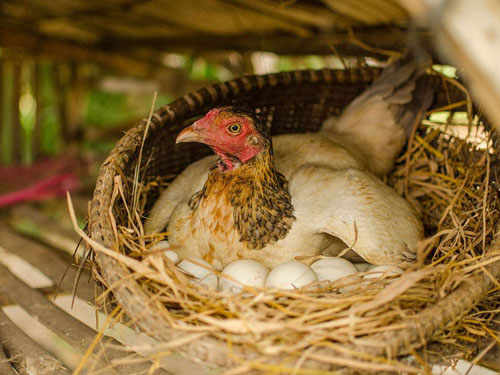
[189,147,295,249]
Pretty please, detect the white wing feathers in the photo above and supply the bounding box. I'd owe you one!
[288,165,422,264]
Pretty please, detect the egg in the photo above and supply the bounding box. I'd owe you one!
[149,240,169,251]
[311,257,357,281]
[363,265,403,279]
[150,240,179,262]
[220,259,269,294]
[353,262,371,272]
[265,260,318,290]
[177,257,218,290]
[164,250,179,263]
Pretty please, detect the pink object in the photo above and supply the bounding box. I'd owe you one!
[0,173,80,207]
[0,156,82,207]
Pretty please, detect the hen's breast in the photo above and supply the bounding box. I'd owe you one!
[192,191,240,248]
[167,185,245,268]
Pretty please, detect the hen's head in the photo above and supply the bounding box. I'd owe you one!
[176,107,270,170]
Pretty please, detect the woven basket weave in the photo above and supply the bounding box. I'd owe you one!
[89,68,500,370]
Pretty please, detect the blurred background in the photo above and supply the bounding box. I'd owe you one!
[0,1,500,374]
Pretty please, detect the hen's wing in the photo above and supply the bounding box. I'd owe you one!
[321,52,434,176]
[289,164,423,265]
[144,155,217,234]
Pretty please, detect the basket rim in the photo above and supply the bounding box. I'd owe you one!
[88,67,500,370]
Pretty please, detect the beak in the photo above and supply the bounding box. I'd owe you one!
[176,122,205,144]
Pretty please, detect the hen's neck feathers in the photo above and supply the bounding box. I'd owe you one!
[190,147,295,249]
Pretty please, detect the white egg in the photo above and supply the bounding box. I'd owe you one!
[220,259,269,294]
[265,260,318,290]
[149,240,169,251]
[311,257,358,281]
[178,257,218,290]
[150,240,179,262]
[164,250,179,263]
[353,262,372,272]
[363,265,403,279]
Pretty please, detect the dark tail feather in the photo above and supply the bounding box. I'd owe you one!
[381,51,435,138]
[399,75,434,137]
[321,51,435,176]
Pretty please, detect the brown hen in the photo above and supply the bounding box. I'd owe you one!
[145,54,433,269]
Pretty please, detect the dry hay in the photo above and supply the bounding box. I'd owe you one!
[77,74,500,374]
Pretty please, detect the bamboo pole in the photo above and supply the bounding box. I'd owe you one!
[0,59,4,164]
[11,61,22,164]
[66,63,86,142]
[105,27,431,57]
[51,64,68,143]
[0,27,157,76]
[398,0,500,129]
[32,62,42,160]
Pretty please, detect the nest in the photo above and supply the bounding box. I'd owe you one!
[86,68,500,373]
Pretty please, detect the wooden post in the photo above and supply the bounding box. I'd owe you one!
[399,0,500,128]
[11,61,22,164]
[66,62,86,142]
[32,62,42,160]
[0,59,4,164]
[242,52,254,75]
[51,64,68,142]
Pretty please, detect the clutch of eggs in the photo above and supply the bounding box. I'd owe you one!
[159,247,402,294]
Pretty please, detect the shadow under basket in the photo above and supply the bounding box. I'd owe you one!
[89,68,500,373]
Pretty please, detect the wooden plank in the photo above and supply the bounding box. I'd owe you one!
[105,27,432,57]
[0,27,161,76]
[9,204,83,255]
[0,223,95,302]
[11,61,21,164]
[133,0,312,37]
[0,343,16,375]
[481,345,500,372]
[322,0,391,24]
[228,0,340,29]
[1,21,430,60]
[438,0,500,129]
[400,0,500,128]
[0,307,71,375]
[0,264,171,375]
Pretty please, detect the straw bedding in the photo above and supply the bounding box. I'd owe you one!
[86,67,500,373]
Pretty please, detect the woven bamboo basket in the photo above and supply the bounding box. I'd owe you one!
[88,68,500,373]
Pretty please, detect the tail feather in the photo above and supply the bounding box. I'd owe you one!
[397,75,434,137]
[321,51,434,176]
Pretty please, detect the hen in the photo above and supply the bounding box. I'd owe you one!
[145,55,433,269]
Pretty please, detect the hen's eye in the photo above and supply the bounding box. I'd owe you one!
[227,123,242,134]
